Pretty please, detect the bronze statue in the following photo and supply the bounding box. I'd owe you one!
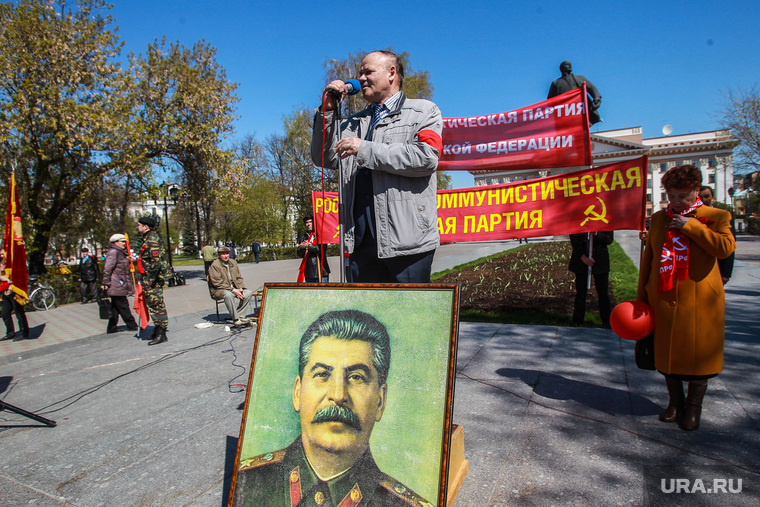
[548,61,602,125]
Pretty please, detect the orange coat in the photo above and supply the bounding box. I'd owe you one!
[637,205,736,376]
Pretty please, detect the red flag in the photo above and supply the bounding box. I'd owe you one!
[133,281,150,329]
[311,192,340,245]
[4,173,29,304]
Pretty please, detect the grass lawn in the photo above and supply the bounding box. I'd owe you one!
[433,240,639,326]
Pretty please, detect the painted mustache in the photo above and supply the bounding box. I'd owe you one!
[312,404,362,431]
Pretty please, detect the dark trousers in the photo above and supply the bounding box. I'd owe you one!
[573,271,611,326]
[350,235,435,283]
[2,295,29,338]
[204,261,213,277]
[80,280,97,302]
[108,295,137,330]
[304,275,329,283]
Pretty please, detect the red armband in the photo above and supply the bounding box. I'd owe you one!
[416,129,443,154]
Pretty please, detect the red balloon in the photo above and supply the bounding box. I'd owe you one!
[610,300,654,340]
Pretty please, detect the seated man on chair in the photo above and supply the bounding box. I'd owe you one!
[208,246,254,326]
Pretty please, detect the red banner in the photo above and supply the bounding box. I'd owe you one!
[311,191,341,245]
[4,173,29,303]
[312,157,647,245]
[437,157,647,242]
[439,87,592,171]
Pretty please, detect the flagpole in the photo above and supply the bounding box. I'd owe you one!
[125,233,137,289]
[586,232,593,290]
[125,233,143,335]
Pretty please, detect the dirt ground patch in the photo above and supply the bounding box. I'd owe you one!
[436,241,610,321]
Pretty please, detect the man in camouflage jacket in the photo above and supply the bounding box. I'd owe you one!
[137,216,170,345]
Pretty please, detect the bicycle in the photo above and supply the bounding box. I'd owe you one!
[28,276,56,311]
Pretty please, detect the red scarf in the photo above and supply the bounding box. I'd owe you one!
[659,197,702,291]
[297,232,315,283]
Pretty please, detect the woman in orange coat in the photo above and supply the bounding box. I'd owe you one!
[638,165,736,431]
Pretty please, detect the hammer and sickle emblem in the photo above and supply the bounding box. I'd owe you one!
[671,236,688,251]
[580,197,609,226]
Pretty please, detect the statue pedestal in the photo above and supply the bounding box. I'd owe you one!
[447,424,469,506]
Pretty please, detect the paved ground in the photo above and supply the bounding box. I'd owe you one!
[1,233,758,506]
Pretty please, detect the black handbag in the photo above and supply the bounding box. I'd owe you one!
[635,332,655,370]
[97,290,112,320]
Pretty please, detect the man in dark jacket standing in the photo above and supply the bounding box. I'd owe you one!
[78,247,99,304]
[297,216,331,283]
[568,231,614,327]
[251,240,261,264]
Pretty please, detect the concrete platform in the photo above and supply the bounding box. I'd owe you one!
[1,233,759,506]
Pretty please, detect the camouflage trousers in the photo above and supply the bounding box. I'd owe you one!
[143,282,168,328]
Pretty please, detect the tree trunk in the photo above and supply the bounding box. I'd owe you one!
[28,224,53,276]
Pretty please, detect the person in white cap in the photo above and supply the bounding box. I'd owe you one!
[101,233,138,333]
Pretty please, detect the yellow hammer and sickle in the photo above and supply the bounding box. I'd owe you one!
[580,197,609,226]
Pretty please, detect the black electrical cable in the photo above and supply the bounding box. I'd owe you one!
[222,332,248,393]
[0,330,247,429]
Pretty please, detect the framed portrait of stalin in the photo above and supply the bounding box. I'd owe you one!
[228,283,459,507]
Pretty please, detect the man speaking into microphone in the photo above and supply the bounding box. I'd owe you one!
[311,50,443,283]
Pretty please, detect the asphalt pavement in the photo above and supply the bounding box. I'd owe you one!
[1,233,759,506]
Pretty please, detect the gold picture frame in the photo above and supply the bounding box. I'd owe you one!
[229,283,459,507]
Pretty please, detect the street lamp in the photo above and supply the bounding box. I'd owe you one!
[155,182,179,268]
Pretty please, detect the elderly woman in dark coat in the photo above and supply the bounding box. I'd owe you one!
[101,234,138,333]
[637,165,736,431]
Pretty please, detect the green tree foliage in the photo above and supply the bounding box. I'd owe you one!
[438,171,452,190]
[0,0,129,273]
[219,134,287,246]
[128,37,240,251]
[721,87,760,174]
[127,37,239,164]
[49,173,139,258]
[214,178,285,247]
[182,221,198,256]
[265,108,330,243]
[0,1,239,273]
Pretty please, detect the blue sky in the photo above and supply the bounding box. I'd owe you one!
[108,0,759,188]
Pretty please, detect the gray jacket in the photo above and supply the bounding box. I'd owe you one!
[311,92,442,259]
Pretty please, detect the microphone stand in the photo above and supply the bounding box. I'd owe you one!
[331,97,347,283]
[0,400,57,427]
[324,86,358,283]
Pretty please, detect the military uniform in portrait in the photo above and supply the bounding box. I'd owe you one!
[234,437,431,507]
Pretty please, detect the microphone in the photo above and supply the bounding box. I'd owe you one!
[328,79,361,97]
